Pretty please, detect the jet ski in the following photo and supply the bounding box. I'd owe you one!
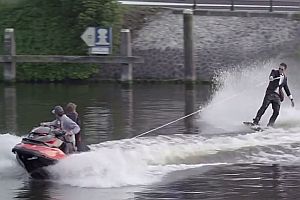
[12,126,68,179]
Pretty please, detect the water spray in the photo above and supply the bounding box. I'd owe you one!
[132,79,268,139]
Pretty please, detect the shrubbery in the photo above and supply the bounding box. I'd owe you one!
[0,0,122,81]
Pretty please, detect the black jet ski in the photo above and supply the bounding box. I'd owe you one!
[12,126,68,179]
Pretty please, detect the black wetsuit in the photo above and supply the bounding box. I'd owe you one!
[253,69,292,126]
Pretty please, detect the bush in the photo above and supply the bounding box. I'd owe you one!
[0,0,123,81]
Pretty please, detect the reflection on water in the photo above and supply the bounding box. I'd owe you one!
[0,82,213,200]
[3,82,300,200]
[135,164,300,200]
[0,83,212,143]
[3,86,17,133]
[184,84,197,134]
[15,180,56,200]
[5,163,300,200]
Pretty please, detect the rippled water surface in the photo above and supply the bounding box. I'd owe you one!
[1,61,300,200]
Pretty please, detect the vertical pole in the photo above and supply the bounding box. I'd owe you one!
[183,9,195,83]
[269,0,273,12]
[120,29,132,83]
[192,0,196,10]
[3,28,16,82]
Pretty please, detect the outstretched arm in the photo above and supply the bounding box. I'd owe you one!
[40,119,60,127]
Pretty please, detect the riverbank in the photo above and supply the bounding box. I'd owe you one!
[97,6,300,82]
[1,3,300,83]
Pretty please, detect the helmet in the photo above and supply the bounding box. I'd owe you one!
[51,105,64,115]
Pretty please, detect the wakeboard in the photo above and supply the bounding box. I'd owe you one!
[243,121,264,132]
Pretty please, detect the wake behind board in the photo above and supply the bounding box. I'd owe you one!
[243,121,264,132]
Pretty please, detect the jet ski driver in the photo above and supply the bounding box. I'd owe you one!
[40,105,80,154]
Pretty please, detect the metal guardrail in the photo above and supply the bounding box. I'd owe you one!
[228,0,294,12]
[190,0,300,11]
[120,0,300,12]
[193,0,300,12]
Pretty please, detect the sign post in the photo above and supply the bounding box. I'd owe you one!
[81,27,112,55]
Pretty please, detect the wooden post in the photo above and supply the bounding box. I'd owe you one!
[120,29,132,83]
[3,28,16,82]
[183,9,195,82]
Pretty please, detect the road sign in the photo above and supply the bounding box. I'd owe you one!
[80,27,96,47]
[81,27,112,55]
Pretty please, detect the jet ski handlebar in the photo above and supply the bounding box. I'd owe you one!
[30,126,66,138]
[52,130,66,137]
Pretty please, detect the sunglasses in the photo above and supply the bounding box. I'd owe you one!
[279,67,284,70]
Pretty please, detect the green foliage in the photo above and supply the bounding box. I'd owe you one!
[0,0,123,82]
[0,65,3,81]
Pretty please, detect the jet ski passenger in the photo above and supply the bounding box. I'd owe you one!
[41,105,80,154]
[65,102,82,151]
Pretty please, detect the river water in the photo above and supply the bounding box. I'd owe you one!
[1,60,300,200]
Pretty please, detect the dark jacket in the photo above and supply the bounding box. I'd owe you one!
[266,69,291,101]
[66,112,80,126]
[66,112,81,148]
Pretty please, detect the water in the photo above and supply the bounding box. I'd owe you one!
[1,59,300,199]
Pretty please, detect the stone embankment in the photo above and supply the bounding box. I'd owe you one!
[97,8,300,81]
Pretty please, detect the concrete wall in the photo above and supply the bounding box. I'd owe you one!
[97,9,300,81]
